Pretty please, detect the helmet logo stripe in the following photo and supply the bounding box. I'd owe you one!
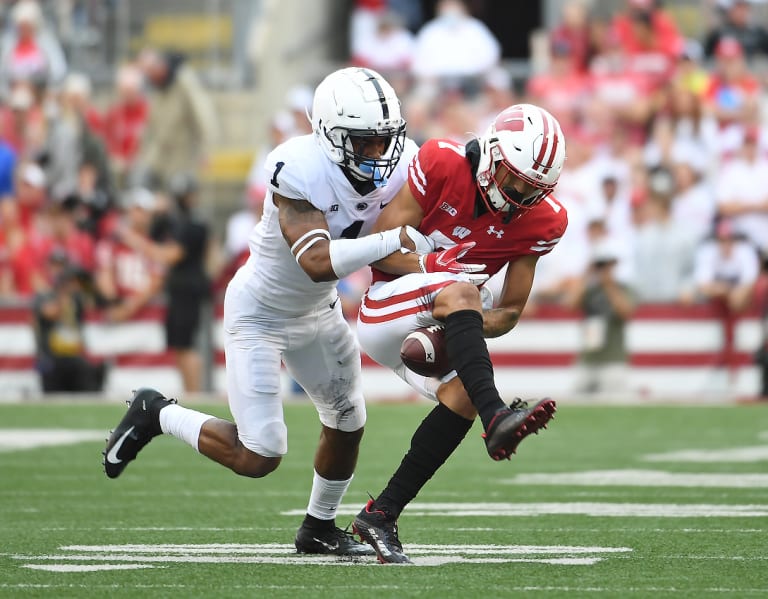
[361,68,389,120]
[542,123,559,174]
[533,108,550,173]
[501,108,525,131]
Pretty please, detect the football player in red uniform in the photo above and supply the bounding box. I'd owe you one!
[352,103,568,563]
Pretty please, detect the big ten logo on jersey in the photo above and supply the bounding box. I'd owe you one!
[440,202,457,216]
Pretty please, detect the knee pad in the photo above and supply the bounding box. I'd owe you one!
[317,394,367,432]
[239,418,288,458]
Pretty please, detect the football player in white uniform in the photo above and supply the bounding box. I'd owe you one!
[103,68,481,555]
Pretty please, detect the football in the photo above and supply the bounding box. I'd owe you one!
[399,325,452,378]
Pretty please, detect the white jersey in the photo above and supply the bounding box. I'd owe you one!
[240,134,418,314]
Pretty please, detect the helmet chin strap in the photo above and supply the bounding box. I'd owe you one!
[487,183,524,223]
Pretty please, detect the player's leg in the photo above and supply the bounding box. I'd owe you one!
[432,281,506,426]
[104,338,283,480]
[434,281,556,460]
[104,277,283,480]
[354,275,474,562]
[284,305,374,556]
[353,277,556,562]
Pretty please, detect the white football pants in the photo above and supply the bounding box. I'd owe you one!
[223,269,366,457]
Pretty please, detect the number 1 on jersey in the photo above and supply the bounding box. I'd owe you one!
[270,161,285,188]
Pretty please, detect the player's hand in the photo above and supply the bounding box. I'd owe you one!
[399,225,435,254]
[419,242,486,275]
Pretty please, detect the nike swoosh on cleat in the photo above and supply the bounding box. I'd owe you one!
[312,538,339,551]
[106,426,135,465]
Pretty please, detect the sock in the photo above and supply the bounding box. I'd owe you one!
[300,513,334,532]
[159,404,215,452]
[305,471,352,523]
[376,403,473,519]
[444,309,505,430]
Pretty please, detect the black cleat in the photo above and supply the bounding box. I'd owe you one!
[482,397,556,461]
[103,387,175,479]
[295,524,375,557]
[352,500,411,564]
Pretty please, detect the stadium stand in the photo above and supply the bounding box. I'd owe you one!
[0,301,762,400]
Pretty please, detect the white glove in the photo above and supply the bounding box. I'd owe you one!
[400,225,436,254]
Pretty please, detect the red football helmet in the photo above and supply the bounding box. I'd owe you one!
[476,103,566,217]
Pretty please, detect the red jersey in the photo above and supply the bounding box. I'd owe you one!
[95,236,161,297]
[372,138,568,283]
[103,98,148,164]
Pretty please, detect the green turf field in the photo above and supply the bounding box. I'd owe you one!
[0,400,766,598]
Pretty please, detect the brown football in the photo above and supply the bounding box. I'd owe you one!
[399,325,452,378]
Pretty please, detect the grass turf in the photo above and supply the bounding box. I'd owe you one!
[0,400,766,598]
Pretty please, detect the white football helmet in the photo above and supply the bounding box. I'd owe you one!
[476,103,566,217]
[312,67,406,186]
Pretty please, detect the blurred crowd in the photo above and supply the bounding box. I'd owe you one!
[256,0,768,397]
[335,0,768,315]
[1,0,767,396]
[0,0,219,392]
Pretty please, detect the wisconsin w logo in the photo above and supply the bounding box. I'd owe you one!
[452,226,471,239]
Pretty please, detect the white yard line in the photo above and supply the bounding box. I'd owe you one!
[57,543,632,555]
[0,429,106,451]
[508,470,768,487]
[284,502,768,518]
[12,542,632,569]
[643,446,768,463]
[23,564,155,572]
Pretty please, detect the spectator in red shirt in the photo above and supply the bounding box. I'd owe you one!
[0,80,47,159]
[93,188,164,322]
[587,30,658,146]
[103,63,149,187]
[0,0,67,92]
[8,198,96,298]
[612,0,683,61]
[527,37,590,137]
[619,7,679,93]
[549,0,593,74]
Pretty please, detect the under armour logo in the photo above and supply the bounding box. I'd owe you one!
[487,225,504,238]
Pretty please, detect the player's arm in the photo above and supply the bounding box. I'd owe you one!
[481,255,538,338]
[370,182,429,275]
[371,182,486,278]
[274,192,413,283]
